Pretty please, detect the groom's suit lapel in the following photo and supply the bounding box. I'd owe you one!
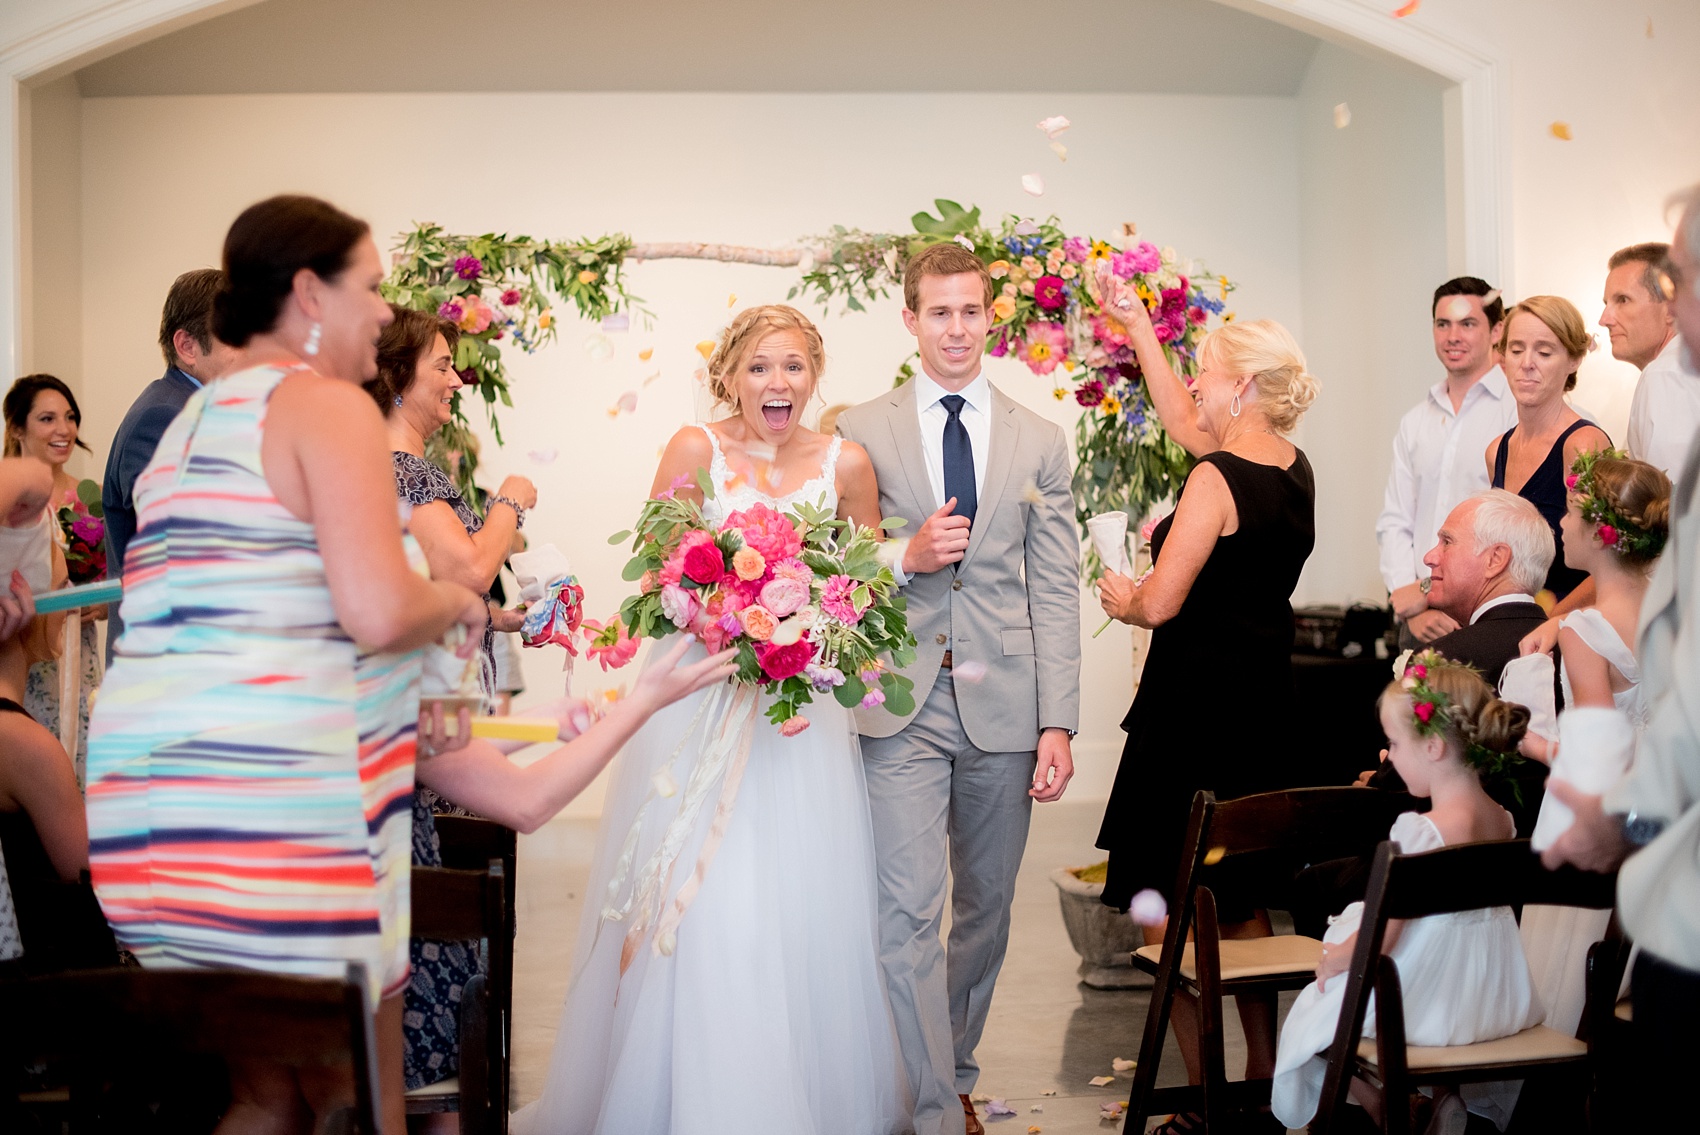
[960,387,1019,572]
[884,380,938,518]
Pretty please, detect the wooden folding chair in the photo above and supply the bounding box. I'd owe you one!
[0,962,380,1133]
[431,816,517,1100]
[405,860,511,1135]
[1128,787,1415,1131]
[1312,839,1621,1134]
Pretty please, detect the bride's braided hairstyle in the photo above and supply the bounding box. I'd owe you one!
[706,304,827,413]
[1384,651,1529,777]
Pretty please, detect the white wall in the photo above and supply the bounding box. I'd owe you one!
[76,90,1305,808]
[1293,42,1448,604]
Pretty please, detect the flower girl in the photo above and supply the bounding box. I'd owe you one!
[1272,654,1542,1132]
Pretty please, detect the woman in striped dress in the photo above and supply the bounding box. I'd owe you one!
[85,196,486,1135]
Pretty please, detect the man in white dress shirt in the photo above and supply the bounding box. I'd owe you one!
[1376,278,1518,643]
[1610,241,1700,477]
[836,242,1080,1135]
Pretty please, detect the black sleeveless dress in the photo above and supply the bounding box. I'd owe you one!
[1096,450,1316,912]
[1491,420,1605,601]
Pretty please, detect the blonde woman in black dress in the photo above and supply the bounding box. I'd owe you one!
[1091,263,1319,1134]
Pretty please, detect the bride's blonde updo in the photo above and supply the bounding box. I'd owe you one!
[1198,319,1319,434]
[706,304,827,412]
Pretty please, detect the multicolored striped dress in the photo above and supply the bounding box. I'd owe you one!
[86,362,421,1008]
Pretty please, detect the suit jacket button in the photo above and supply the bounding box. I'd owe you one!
[952,580,962,591]
[935,633,948,645]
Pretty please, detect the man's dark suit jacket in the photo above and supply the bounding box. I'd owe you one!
[101,368,200,662]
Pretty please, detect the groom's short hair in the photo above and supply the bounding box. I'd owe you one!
[904,242,995,312]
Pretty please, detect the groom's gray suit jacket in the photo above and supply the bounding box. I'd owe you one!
[836,378,1080,750]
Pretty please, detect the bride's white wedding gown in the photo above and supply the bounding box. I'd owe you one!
[512,427,905,1135]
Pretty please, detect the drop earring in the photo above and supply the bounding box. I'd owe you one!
[303,322,322,357]
[1230,392,1242,418]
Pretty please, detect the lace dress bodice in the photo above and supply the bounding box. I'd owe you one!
[694,423,841,525]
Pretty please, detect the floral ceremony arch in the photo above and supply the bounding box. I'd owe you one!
[382,200,1237,551]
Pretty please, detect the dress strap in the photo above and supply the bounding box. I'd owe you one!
[1491,427,1514,488]
[1559,608,1640,683]
[820,434,844,487]
[691,423,732,495]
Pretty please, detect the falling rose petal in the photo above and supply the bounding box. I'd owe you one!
[986,1099,1015,1117]
[1089,1075,1114,1087]
[1118,221,1139,245]
[883,247,900,275]
[600,313,630,332]
[1049,140,1068,162]
[1111,1057,1137,1073]
[1041,1090,1057,1097]
[1021,173,1045,197]
[1549,121,1573,141]
[584,333,615,361]
[1334,102,1351,129]
[638,347,654,361]
[695,340,717,361]
[1028,1127,1041,1134]
[608,390,638,417]
[1100,1102,1125,1120]
[1203,845,1227,866]
[1013,219,1040,236]
[727,293,737,308]
[693,367,707,384]
[642,370,662,386]
[1128,888,1168,926]
[1483,289,1503,307]
[1445,296,1475,321]
[527,448,559,465]
[953,234,976,250]
[1021,479,1044,506]
[1392,0,1419,16]
[1030,1105,1043,1113]
[1036,115,1071,139]
[798,247,817,274]
[955,660,989,684]
[652,767,677,797]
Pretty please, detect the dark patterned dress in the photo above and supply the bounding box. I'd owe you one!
[403,793,482,1089]
[392,451,498,702]
[391,452,493,1090]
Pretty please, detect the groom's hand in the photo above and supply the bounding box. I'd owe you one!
[1031,728,1074,802]
[902,498,972,575]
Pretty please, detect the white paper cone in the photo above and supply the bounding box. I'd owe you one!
[510,543,574,604]
[1498,653,1558,742]
[1530,707,1636,852]
[1087,512,1131,576]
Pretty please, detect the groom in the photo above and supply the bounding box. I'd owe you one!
[837,242,1081,1135]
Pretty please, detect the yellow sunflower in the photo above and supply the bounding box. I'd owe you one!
[1088,240,1114,262]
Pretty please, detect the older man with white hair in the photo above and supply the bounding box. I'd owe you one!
[1547,183,1700,1126]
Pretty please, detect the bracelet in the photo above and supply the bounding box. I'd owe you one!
[492,494,527,529]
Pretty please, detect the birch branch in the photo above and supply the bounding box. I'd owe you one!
[625,242,803,267]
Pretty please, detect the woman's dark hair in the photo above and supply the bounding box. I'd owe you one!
[4,374,91,457]
[212,195,371,348]
[365,304,461,414]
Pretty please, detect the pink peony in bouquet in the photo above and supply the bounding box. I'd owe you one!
[593,478,917,734]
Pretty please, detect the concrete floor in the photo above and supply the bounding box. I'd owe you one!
[510,799,1285,1133]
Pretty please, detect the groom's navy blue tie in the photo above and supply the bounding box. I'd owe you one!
[940,394,977,528]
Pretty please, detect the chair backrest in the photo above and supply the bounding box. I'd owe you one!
[1,963,379,1128]
[1208,786,1418,863]
[432,815,517,882]
[1368,838,1617,920]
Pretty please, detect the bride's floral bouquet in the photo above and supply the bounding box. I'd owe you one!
[595,473,918,735]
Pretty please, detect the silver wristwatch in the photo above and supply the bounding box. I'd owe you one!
[1620,810,1665,847]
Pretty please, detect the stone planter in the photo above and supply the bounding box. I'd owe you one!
[1051,864,1151,990]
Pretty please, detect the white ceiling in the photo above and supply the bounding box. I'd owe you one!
[75,0,1323,97]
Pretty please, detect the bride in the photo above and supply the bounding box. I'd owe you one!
[512,305,905,1134]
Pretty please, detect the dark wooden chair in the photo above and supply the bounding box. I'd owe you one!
[0,962,379,1133]
[429,815,517,1101]
[1128,787,1416,1131]
[1312,838,1621,1134]
[405,860,511,1135]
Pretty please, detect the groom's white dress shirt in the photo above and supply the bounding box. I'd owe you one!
[1627,336,1700,478]
[913,369,991,504]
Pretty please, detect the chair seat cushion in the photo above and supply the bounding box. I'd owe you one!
[1358,1025,1586,1070]
[1133,935,1324,981]
[405,1076,460,1098]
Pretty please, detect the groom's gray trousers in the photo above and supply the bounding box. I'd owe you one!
[861,668,1036,1135]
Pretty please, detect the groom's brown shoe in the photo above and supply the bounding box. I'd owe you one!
[960,1094,984,1135]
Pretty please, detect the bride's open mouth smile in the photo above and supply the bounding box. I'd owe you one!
[761,399,793,431]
